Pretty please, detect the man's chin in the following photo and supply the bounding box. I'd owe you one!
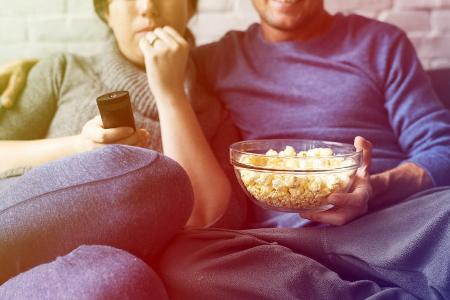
[263,16,307,32]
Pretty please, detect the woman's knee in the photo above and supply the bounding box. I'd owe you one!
[0,245,169,300]
[0,145,194,274]
[2,145,194,226]
[3,145,193,204]
[95,145,194,205]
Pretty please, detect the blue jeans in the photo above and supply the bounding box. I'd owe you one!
[158,187,450,300]
[0,145,193,284]
[4,188,449,299]
[0,245,168,300]
[2,146,449,299]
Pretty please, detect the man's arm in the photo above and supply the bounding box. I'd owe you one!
[382,32,450,188]
[301,32,450,225]
[369,162,433,210]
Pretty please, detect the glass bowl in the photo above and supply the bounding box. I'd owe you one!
[230,139,362,213]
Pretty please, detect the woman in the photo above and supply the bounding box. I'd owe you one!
[0,0,244,289]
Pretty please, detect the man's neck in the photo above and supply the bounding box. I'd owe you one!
[261,11,334,43]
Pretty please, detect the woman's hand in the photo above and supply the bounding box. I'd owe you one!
[0,59,38,109]
[76,116,150,152]
[138,26,190,99]
[299,136,373,226]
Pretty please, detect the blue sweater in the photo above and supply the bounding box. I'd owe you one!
[193,14,450,227]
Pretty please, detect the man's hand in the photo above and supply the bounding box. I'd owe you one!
[76,116,150,153]
[299,136,373,226]
[0,59,38,109]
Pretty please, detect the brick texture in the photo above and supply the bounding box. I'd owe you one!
[0,0,449,69]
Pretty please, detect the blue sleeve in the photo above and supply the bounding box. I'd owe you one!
[383,33,450,186]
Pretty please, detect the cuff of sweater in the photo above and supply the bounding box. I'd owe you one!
[405,154,449,187]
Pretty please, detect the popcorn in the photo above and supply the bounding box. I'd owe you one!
[238,146,356,210]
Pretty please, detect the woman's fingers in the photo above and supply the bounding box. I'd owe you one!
[115,129,150,147]
[89,127,135,144]
[162,26,188,46]
[140,27,186,54]
[83,116,135,144]
[145,31,168,51]
[153,27,178,49]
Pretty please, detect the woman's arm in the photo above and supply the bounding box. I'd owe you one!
[0,55,150,174]
[0,116,150,174]
[0,137,81,174]
[140,27,231,228]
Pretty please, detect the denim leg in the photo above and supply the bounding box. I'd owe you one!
[159,228,419,300]
[0,145,194,284]
[0,177,19,205]
[159,187,450,299]
[0,245,169,300]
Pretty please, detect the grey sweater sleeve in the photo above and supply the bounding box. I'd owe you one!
[0,54,65,140]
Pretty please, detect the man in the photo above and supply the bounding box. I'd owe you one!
[156,1,450,299]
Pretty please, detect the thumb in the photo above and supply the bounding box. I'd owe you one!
[354,136,372,177]
[137,129,150,147]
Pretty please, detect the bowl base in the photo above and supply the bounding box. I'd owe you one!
[253,201,334,213]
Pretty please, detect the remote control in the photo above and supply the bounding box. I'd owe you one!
[96,91,136,130]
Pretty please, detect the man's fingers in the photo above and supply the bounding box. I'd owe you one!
[300,208,355,226]
[354,136,372,177]
[328,189,368,208]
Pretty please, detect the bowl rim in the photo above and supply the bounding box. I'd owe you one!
[231,163,359,173]
[229,139,362,172]
[230,139,362,157]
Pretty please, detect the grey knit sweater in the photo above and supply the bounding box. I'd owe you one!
[0,39,225,179]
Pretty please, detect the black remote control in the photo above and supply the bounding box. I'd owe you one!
[96,91,136,130]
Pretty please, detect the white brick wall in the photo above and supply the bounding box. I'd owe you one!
[0,0,449,69]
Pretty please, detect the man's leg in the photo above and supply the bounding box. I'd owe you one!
[0,245,169,300]
[159,187,450,299]
[0,145,194,283]
[318,186,450,299]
